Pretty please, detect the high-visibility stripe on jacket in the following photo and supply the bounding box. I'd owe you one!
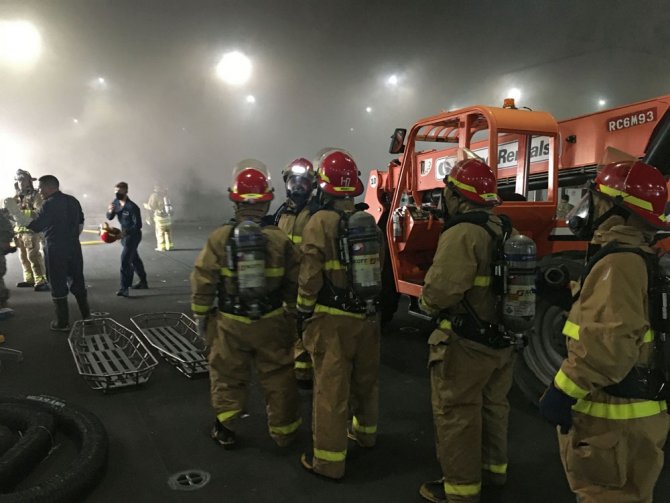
[554,224,666,420]
[190,217,300,317]
[420,212,503,323]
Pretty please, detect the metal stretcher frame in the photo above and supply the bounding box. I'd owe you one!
[130,312,208,378]
[68,318,158,392]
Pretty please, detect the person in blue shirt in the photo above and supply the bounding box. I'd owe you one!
[106,181,148,297]
[27,175,90,330]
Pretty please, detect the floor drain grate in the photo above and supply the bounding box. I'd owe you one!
[167,469,211,491]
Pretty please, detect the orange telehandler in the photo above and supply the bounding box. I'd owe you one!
[363,94,670,401]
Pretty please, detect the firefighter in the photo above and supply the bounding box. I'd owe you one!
[418,157,515,503]
[0,207,16,319]
[539,159,670,503]
[191,160,301,449]
[106,182,148,297]
[27,175,90,331]
[274,157,318,388]
[297,149,382,480]
[12,169,49,291]
[144,185,174,251]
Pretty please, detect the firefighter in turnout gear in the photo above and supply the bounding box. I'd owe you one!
[297,149,383,480]
[0,207,16,319]
[190,160,301,449]
[274,158,318,387]
[419,155,515,503]
[12,170,49,291]
[539,157,670,503]
[144,185,174,251]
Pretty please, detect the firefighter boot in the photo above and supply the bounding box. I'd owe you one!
[419,479,447,503]
[50,298,70,332]
[75,292,91,320]
[210,421,236,449]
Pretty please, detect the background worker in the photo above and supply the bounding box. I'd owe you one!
[106,181,148,297]
[297,149,382,480]
[0,207,16,319]
[274,157,318,388]
[539,158,670,503]
[13,169,49,291]
[556,193,575,219]
[27,175,90,331]
[418,155,515,503]
[144,185,174,251]
[191,159,301,450]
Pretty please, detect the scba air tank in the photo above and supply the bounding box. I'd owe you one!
[233,221,267,317]
[503,234,537,333]
[346,212,382,305]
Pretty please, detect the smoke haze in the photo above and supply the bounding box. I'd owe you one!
[1,0,669,221]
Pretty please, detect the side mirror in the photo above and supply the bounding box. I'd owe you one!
[389,128,406,154]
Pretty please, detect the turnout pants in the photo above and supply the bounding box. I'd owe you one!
[429,330,514,502]
[120,233,146,288]
[16,232,46,284]
[558,400,670,503]
[154,216,173,251]
[292,318,313,383]
[208,312,301,445]
[302,311,380,479]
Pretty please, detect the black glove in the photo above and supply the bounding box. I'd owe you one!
[2,247,16,255]
[539,382,577,434]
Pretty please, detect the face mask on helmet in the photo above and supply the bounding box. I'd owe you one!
[440,186,462,223]
[286,175,312,204]
[566,191,595,240]
[567,189,626,240]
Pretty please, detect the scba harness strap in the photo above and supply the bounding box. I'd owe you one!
[316,207,382,316]
[219,220,282,320]
[578,241,670,400]
[438,212,513,349]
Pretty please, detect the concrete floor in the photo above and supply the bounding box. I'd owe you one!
[0,222,668,503]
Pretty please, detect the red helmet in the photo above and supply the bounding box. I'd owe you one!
[594,160,669,229]
[229,159,274,203]
[316,149,364,197]
[446,158,501,206]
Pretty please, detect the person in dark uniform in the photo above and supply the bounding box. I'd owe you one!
[27,175,90,331]
[106,181,148,297]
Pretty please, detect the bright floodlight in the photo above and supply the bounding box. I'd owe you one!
[73,118,79,124]
[0,20,42,68]
[598,98,607,106]
[246,94,256,104]
[98,77,105,84]
[0,131,30,172]
[387,74,398,86]
[507,88,522,101]
[216,51,252,86]
[365,106,372,113]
